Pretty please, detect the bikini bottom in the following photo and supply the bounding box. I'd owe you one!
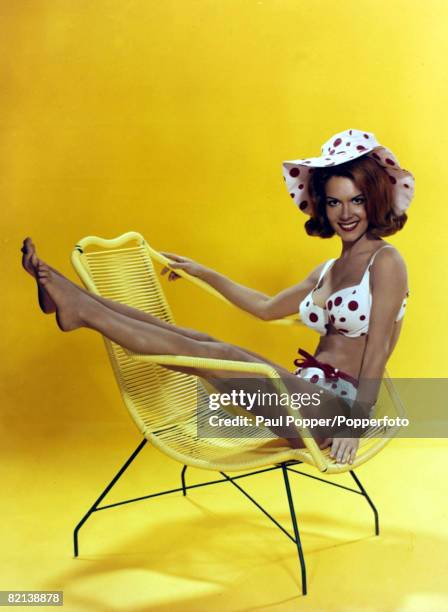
[206,347,369,446]
[293,347,359,408]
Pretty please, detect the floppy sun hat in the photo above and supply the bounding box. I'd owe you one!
[282,128,415,216]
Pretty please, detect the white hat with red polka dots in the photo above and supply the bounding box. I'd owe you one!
[282,128,415,216]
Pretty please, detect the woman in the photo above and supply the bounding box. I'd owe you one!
[21,128,414,465]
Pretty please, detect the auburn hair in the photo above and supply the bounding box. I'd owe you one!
[304,156,407,238]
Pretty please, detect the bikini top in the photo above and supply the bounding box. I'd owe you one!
[299,245,409,338]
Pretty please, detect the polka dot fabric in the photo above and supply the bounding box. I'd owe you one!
[295,365,358,409]
[292,348,371,413]
[299,258,335,336]
[282,128,415,216]
[299,246,409,338]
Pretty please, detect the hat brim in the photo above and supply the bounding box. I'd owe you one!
[283,145,414,216]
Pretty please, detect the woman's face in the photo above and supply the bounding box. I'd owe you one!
[324,176,369,241]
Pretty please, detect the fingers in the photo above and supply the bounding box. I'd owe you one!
[330,438,358,464]
[330,438,340,460]
[159,251,184,262]
[160,256,189,282]
[161,266,181,280]
[161,261,182,271]
[348,448,355,465]
[319,437,332,449]
[159,252,195,284]
[342,444,352,465]
[161,266,182,281]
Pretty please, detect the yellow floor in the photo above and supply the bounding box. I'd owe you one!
[2,422,447,611]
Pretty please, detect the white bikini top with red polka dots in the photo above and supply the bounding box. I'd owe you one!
[299,245,409,338]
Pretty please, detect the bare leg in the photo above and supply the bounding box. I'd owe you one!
[22,238,233,345]
[23,241,359,461]
[34,260,289,372]
[24,243,361,460]
[33,260,310,445]
[21,238,284,368]
[22,239,297,415]
[33,258,358,460]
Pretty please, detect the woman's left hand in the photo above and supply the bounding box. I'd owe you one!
[329,436,359,464]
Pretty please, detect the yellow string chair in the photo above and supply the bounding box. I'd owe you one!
[71,231,406,596]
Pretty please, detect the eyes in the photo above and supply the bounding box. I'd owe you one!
[326,197,366,208]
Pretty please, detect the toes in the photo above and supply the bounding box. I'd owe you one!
[37,261,50,278]
[22,238,33,255]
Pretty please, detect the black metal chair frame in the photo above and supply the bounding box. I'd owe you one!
[73,437,379,597]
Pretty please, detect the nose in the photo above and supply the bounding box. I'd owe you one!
[339,201,359,221]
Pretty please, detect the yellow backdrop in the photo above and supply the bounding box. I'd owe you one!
[2,1,448,608]
[4,1,446,418]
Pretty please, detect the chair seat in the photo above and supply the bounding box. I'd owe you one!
[145,416,392,473]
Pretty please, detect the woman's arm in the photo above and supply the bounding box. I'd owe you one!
[260,263,326,320]
[355,248,408,412]
[161,252,325,320]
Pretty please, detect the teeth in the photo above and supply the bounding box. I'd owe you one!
[339,221,358,229]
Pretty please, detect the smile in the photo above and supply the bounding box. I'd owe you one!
[338,220,359,232]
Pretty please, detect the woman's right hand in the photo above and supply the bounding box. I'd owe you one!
[160,252,206,282]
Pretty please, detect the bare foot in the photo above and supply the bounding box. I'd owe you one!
[36,261,92,331]
[21,237,56,314]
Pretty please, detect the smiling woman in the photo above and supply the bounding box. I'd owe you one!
[278,128,415,461]
[305,155,408,239]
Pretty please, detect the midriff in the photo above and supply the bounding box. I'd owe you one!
[314,318,402,380]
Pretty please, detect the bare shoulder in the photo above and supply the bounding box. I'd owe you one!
[374,244,407,267]
[371,243,408,286]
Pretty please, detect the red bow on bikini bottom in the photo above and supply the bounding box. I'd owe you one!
[293,348,358,388]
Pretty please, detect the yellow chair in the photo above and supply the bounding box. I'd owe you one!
[71,231,406,596]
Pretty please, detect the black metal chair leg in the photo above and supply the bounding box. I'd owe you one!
[349,470,379,535]
[281,463,307,596]
[181,465,188,496]
[73,438,148,557]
